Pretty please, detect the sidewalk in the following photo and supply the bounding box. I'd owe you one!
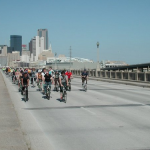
[74,75,150,88]
[0,72,28,150]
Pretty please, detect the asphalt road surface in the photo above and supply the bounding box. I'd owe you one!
[3,73,150,150]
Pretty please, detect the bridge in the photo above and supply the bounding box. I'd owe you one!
[1,70,150,150]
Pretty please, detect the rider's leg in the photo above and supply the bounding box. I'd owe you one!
[44,82,47,94]
[82,78,84,85]
[60,86,63,99]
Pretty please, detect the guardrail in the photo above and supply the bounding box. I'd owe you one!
[72,70,150,82]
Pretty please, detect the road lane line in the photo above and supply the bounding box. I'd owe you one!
[81,107,96,115]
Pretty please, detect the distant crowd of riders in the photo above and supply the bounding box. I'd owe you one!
[2,66,88,101]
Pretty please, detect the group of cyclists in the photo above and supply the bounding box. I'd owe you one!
[2,66,89,101]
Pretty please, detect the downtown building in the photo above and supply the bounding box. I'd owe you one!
[29,36,44,61]
[10,35,22,55]
[37,29,48,50]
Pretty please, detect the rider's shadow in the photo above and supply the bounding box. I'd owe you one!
[56,98,65,102]
[42,96,47,99]
[79,89,85,91]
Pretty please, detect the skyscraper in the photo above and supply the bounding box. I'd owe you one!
[37,29,48,50]
[29,36,44,61]
[10,35,22,55]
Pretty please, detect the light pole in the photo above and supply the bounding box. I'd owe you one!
[55,52,57,70]
[69,46,72,71]
[96,42,100,71]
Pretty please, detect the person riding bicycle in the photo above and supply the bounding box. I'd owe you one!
[49,67,55,78]
[81,69,88,85]
[44,71,53,95]
[12,70,15,82]
[54,70,60,90]
[18,70,23,90]
[30,69,36,85]
[65,70,73,82]
[15,68,20,82]
[37,70,42,89]
[21,72,29,99]
[59,71,69,100]
[42,68,46,92]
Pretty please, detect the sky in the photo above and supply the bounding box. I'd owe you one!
[0,0,150,64]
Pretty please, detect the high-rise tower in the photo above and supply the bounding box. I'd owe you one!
[37,29,48,50]
[10,35,22,55]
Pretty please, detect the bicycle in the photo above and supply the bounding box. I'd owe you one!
[68,79,71,91]
[23,85,28,102]
[37,80,42,91]
[62,85,67,103]
[15,79,19,85]
[19,81,23,93]
[45,84,51,100]
[82,78,87,92]
[31,77,36,87]
[12,75,16,84]
[54,80,59,92]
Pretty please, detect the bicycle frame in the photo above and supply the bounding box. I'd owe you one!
[23,85,28,102]
[82,78,87,92]
[46,84,51,100]
[62,86,67,103]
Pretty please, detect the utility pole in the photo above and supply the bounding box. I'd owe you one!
[55,52,57,70]
[96,42,100,71]
[69,46,72,71]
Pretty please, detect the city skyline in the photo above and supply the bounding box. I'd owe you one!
[0,0,150,64]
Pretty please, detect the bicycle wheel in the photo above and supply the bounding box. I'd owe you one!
[69,83,71,91]
[26,88,28,101]
[24,90,26,102]
[85,84,87,92]
[64,92,67,103]
[47,89,50,100]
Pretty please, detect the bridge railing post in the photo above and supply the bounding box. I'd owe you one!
[110,71,112,78]
[115,71,117,79]
[135,71,138,81]
[144,72,146,82]
[128,71,130,80]
[121,71,123,80]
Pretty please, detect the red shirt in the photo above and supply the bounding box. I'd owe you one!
[65,72,72,79]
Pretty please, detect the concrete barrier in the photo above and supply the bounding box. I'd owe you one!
[72,70,150,83]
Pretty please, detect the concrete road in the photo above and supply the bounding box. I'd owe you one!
[3,73,150,150]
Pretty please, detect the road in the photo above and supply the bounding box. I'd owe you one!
[3,73,150,150]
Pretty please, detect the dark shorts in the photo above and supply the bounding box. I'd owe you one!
[60,83,67,92]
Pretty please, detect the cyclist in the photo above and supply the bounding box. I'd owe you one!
[5,67,8,75]
[49,67,53,75]
[43,71,53,95]
[12,69,16,82]
[42,68,46,92]
[15,68,20,83]
[65,70,73,83]
[59,71,69,100]
[18,70,23,90]
[21,72,29,99]
[54,70,60,91]
[37,70,42,90]
[30,68,36,85]
[81,69,88,85]
[8,67,11,75]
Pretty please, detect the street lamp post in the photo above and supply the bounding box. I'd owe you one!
[55,53,57,70]
[96,42,100,71]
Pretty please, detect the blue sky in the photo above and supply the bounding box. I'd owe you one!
[0,0,150,64]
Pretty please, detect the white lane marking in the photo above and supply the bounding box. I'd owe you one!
[81,107,96,115]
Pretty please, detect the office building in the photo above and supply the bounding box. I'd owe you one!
[10,35,22,55]
[37,29,48,50]
[29,36,44,61]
